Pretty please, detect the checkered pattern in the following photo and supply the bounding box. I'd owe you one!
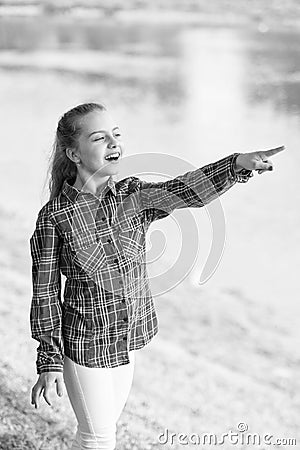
[29,152,252,374]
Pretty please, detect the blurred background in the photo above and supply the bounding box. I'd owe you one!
[0,1,299,449]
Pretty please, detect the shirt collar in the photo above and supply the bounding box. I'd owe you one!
[62,174,117,203]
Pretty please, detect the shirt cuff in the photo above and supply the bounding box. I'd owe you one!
[37,364,64,375]
[36,352,64,375]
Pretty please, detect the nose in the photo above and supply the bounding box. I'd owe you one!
[107,135,119,149]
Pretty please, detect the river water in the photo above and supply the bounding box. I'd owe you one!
[0,16,299,321]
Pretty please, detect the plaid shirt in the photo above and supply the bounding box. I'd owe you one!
[29,152,252,374]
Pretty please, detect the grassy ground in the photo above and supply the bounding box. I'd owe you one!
[0,361,162,450]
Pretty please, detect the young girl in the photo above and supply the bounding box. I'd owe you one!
[29,102,284,450]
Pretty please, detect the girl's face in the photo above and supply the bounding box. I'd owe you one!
[75,110,124,176]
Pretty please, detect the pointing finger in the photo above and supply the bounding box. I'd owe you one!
[262,145,285,157]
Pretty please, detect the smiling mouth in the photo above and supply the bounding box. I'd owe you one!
[104,151,121,162]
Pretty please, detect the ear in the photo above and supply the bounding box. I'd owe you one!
[66,147,80,165]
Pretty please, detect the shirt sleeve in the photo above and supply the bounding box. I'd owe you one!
[29,206,64,375]
[137,152,253,222]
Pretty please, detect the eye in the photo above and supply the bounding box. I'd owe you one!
[94,136,105,141]
[114,132,122,138]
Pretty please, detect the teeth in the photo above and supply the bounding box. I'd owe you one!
[105,151,120,160]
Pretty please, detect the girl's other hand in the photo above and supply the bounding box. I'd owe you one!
[31,372,64,409]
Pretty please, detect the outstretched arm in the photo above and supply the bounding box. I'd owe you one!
[133,152,250,223]
[132,146,285,223]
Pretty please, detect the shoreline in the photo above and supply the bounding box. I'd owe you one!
[0,3,300,33]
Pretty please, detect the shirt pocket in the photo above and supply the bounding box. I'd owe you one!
[64,229,106,276]
[118,214,145,260]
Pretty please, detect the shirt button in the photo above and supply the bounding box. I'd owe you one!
[101,217,106,221]
[118,280,123,285]
[123,317,128,322]
[114,258,118,264]
[107,238,112,243]
[123,335,127,340]
[121,299,126,303]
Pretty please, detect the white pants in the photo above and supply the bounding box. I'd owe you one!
[63,351,135,450]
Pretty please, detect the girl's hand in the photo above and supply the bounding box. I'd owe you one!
[235,146,285,174]
[31,372,64,409]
